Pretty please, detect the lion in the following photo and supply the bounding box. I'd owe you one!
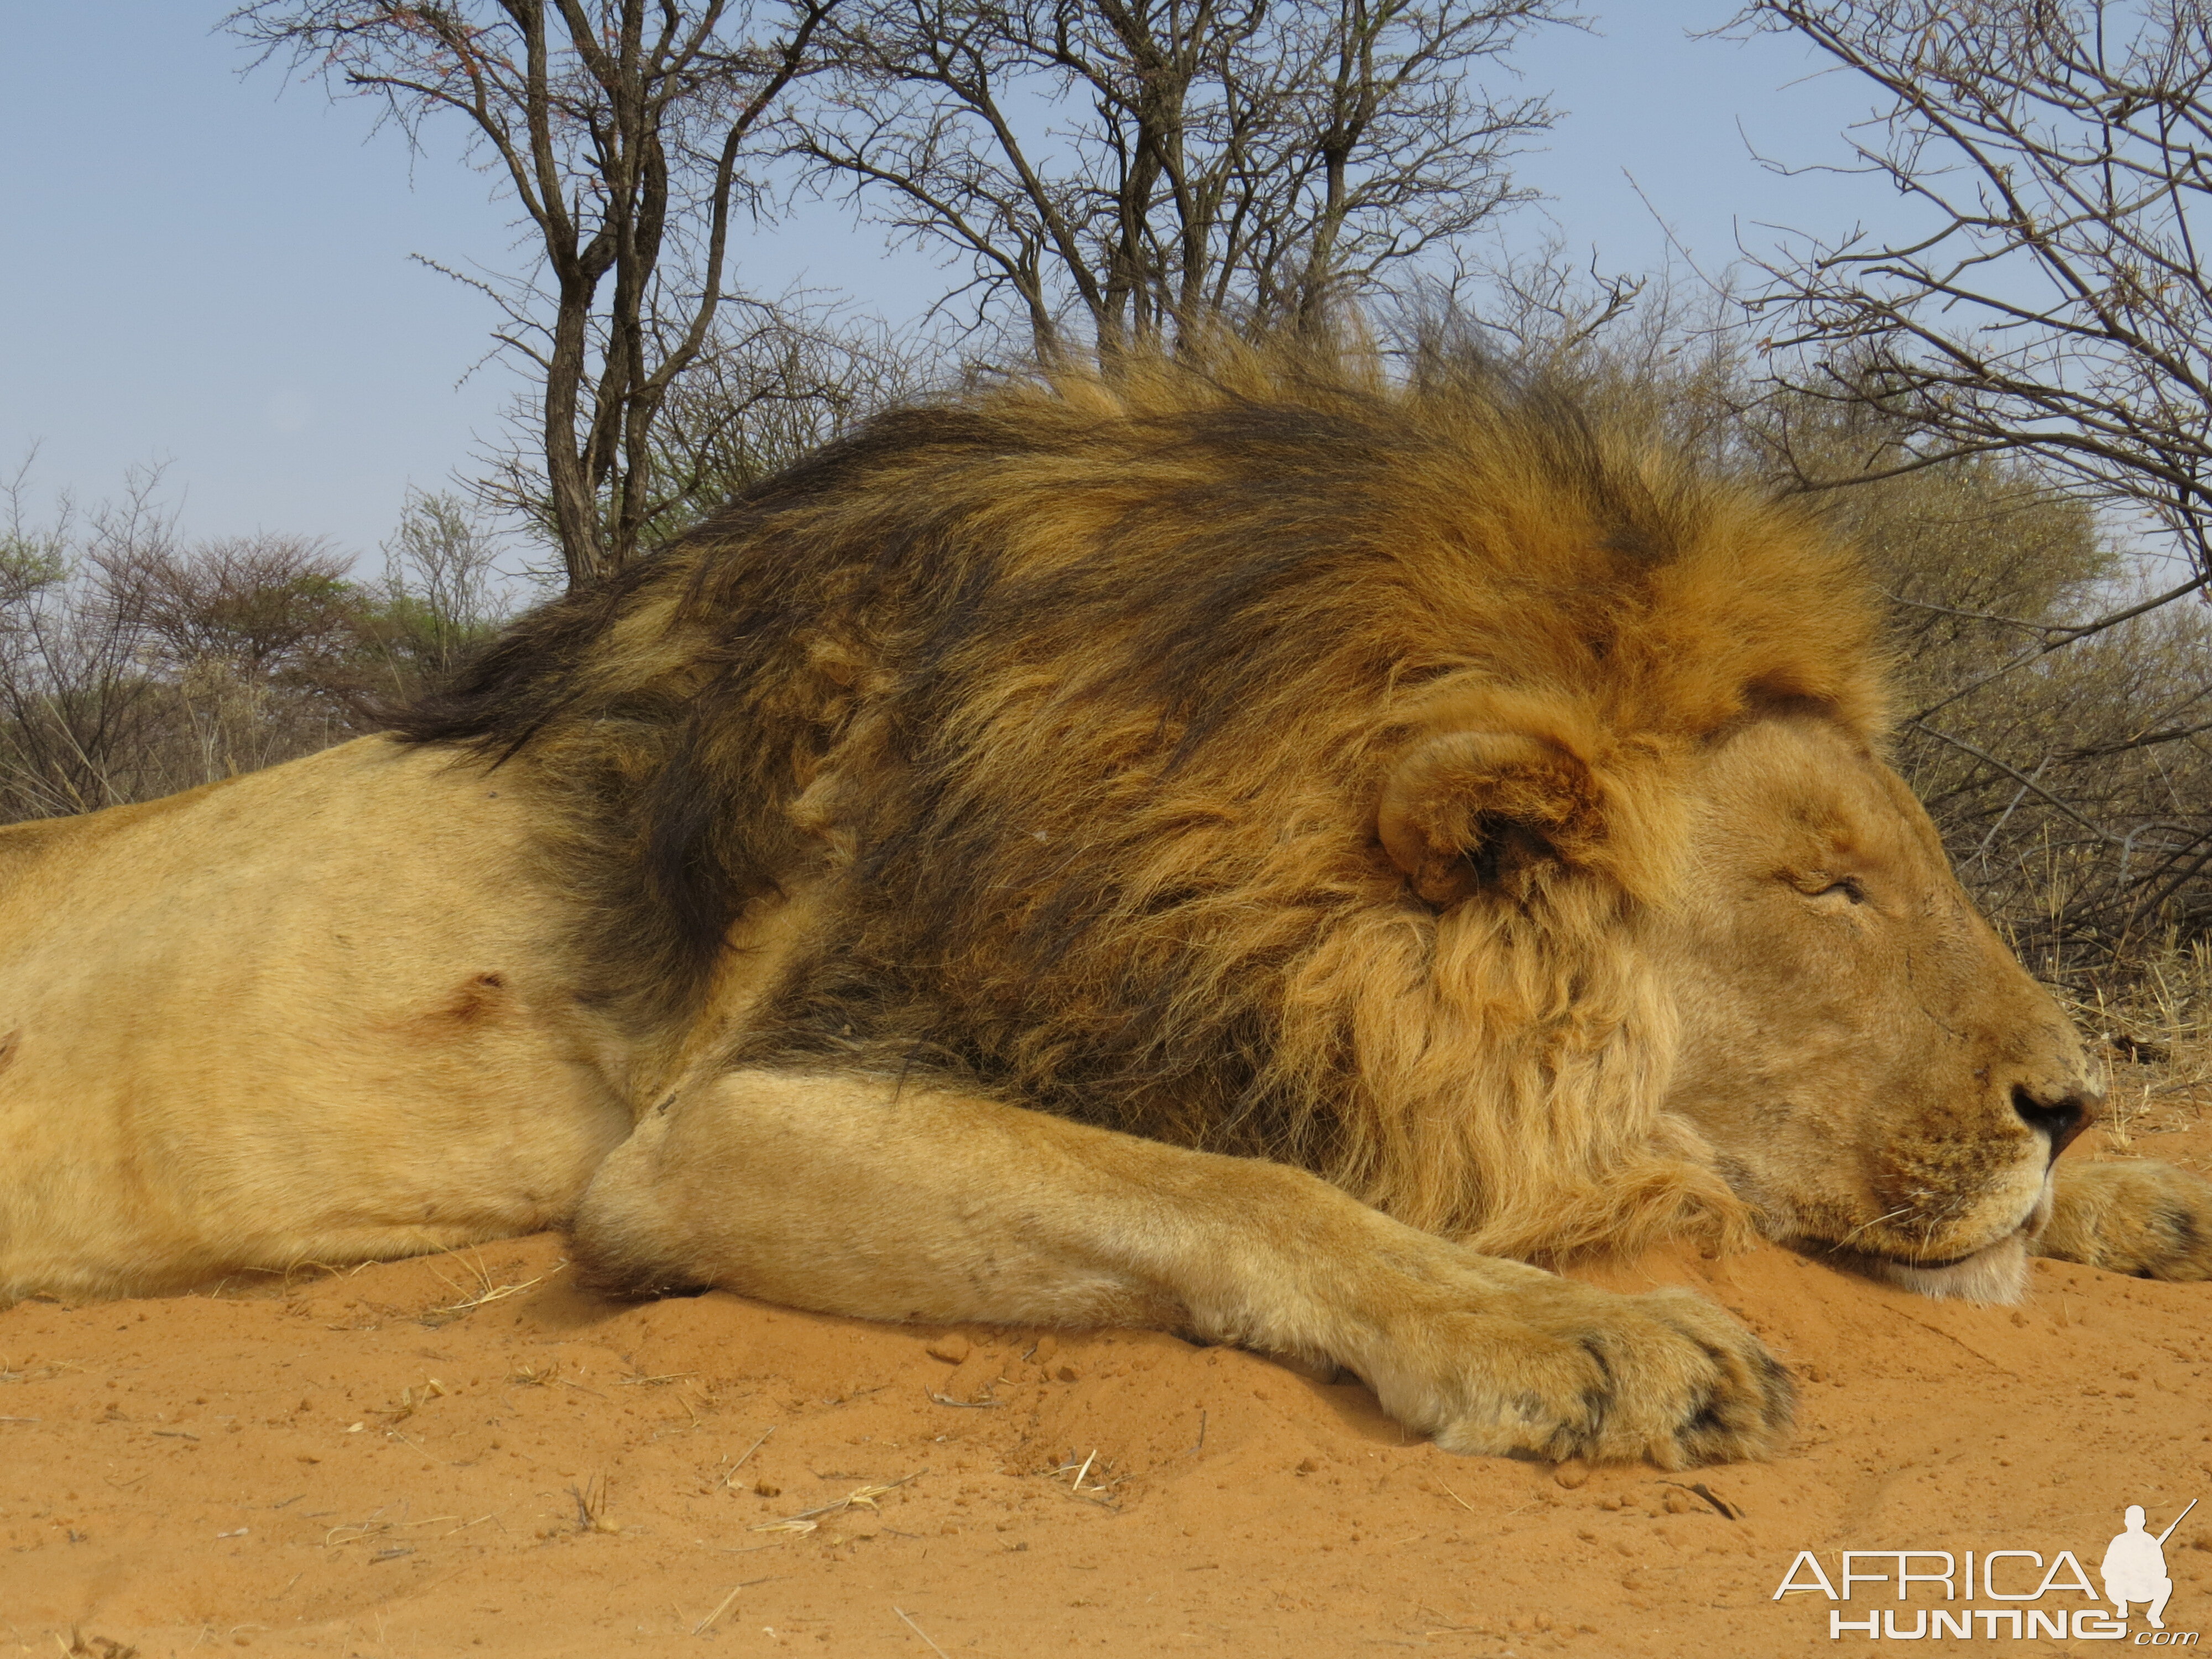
[3,347,2207,1470]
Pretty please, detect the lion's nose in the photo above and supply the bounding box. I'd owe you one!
[2012,1083,2089,1156]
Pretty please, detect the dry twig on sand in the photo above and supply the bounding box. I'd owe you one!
[720,1425,776,1488]
[751,1470,925,1535]
[925,1387,1001,1409]
[691,1576,774,1635]
[894,1606,952,1657]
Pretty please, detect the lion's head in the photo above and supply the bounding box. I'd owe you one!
[1661,714,2094,1297]
[403,342,2099,1297]
[1376,682,2095,1298]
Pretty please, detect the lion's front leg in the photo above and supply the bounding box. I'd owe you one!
[2035,1159,2212,1279]
[572,1069,1793,1467]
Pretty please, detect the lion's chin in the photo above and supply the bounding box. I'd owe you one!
[1773,1177,2053,1305]
[1857,1176,2056,1303]
[1855,1229,2031,1304]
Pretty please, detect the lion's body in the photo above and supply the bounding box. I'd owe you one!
[0,739,631,1300]
[4,347,2206,1465]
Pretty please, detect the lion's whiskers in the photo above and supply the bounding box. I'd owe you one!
[1831,1206,1913,1249]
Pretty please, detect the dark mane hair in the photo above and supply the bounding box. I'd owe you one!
[394,342,1886,1256]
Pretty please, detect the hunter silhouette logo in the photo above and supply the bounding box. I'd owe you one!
[1772,1499,2201,1641]
[2105,1501,2194,1630]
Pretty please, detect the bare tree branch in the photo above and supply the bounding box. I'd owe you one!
[1740,1,2212,591]
[797,0,1568,356]
[229,0,839,586]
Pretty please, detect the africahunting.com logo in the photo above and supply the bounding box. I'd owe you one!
[1773,1500,2199,1642]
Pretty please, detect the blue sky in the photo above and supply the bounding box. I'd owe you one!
[0,4,1900,562]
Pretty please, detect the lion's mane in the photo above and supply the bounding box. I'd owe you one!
[398,345,1887,1262]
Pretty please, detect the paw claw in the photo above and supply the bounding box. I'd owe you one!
[1373,1279,1794,1468]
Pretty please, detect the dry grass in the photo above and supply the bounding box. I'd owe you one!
[1047,1448,1125,1507]
[419,1247,556,1324]
[2054,936,2212,1153]
[568,1473,619,1535]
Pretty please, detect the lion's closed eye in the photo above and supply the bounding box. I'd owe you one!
[1787,873,1868,906]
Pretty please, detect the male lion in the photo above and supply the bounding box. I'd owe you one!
[3,351,2208,1469]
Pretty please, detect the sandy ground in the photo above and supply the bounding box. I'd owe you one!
[8,1104,2212,1659]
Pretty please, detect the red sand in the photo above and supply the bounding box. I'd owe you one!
[7,1115,2212,1659]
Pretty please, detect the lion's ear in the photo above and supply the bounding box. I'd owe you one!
[1375,731,1603,907]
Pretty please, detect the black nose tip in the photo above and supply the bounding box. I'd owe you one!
[2012,1084,2088,1155]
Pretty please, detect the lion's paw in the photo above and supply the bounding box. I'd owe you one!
[1357,1281,1794,1469]
[2037,1159,2212,1280]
